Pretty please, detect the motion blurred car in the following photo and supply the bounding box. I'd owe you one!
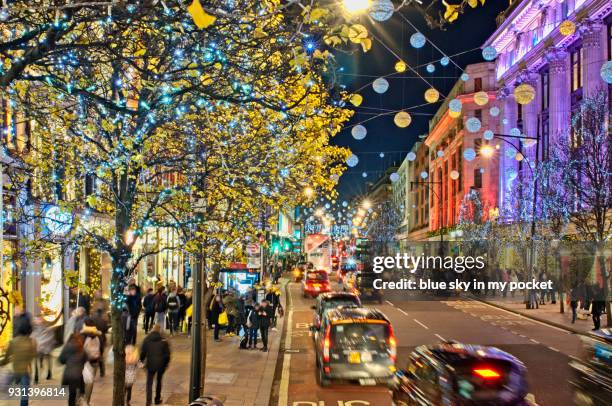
[303,269,331,298]
[344,272,383,303]
[393,343,531,406]
[569,329,612,406]
[314,307,397,387]
[311,292,362,331]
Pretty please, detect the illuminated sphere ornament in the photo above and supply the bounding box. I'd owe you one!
[449,98,462,113]
[437,150,444,158]
[474,91,489,106]
[449,110,461,118]
[426,64,435,73]
[506,169,518,181]
[514,83,536,105]
[463,148,476,162]
[407,152,417,161]
[346,154,359,167]
[379,152,385,158]
[342,201,348,207]
[502,118,509,125]
[420,171,428,179]
[510,127,521,137]
[390,172,400,183]
[483,130,494,140]
[351,124,367,140]
[372,77,389,94]
[522,138,537,148]
[600,61,612,84]
[369,0,395,22]
[440,56,450,66]
[424,88,440,103]
[350,93,363,106]
[450,170,460,180]
[0,8,8,21]
[394,111,412,128]
[490,106,500,117]
[515,152,524,162]
[460,73,470,82]
[362,172,368,178]
[410,32,426,49]
[480,168,485,174]
[505,148,516,159]
[466,117,482,133]
[559,20,576,36]
[482,46,497,61]
[395,60,407,73]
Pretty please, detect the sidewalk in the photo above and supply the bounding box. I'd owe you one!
[23,280,288,406]
[474,294,609,337]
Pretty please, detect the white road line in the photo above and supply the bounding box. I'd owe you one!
[398,308,408,316]
[385,300,395,306]
[530,338,540,344]
[434,333,446,341]
[548,346,560,352]
[278,287,294,406]
[413,319,429,330]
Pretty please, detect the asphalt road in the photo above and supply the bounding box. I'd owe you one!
[271,278,585,406]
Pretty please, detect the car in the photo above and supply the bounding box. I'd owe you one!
[314,306,397,387]
[352,272,383,304]
[569,330,612,406]
[303,269,331,298]
[311,292,362,331]
[393,343,531,406]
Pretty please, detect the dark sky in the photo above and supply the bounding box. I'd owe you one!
[332,2,508,201]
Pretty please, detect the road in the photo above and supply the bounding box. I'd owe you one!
[271,278,584,406]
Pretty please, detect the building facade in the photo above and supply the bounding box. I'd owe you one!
[406,141,430,241]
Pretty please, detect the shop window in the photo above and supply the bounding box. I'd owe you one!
[571,46,583,94]
[474,169,482,189]
[474,77,482,92]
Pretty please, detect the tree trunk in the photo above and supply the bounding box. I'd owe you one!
[111,304,126,406]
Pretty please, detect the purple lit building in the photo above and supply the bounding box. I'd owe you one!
[483,0,612,211]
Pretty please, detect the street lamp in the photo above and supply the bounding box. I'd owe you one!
[480,144,495,159]
[362,199,372,210]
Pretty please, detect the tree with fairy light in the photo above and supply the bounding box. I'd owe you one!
[366,200,401,256]
[4,2,355,404]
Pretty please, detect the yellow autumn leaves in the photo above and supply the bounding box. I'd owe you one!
[443,0,486,23]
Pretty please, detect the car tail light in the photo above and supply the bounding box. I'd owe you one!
[388,324,397,362]
[323,324,331,363]
[473,368,501,379]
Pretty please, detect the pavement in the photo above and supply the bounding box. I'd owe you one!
[18,280,288,406]
[271,279,592,406]
[474,293,609,336]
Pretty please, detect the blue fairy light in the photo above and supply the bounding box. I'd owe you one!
[460,73,469,82]
[463,148,476,161]
[426,64,435,73]
[407,152,416,161]
[466,117,482,133]
[490,106,500,117]
[390,172,399,182]
[483,130,494,140]
[410,32,426,49]
[449,99,462,113]
[440,56,450,66]
[482,46,497,61]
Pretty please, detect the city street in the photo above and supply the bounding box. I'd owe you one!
[273,278,585,406]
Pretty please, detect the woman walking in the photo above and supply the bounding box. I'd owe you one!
[209,294,224,342]
[59,333,87,406]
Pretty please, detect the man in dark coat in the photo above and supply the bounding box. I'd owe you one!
[140,324,171,405]
[125,284,142,344]
[257,300,273,352]
[142,288,156,333]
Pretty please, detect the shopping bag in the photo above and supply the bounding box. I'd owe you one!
[83,362,94,385]
[218,311,228,326]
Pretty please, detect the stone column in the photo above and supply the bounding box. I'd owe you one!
[580,20,605,98]
[498,85,518,215]
[546,48,570,142]
[518,70,540,163]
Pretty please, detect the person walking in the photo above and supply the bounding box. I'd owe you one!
[140,324,171,406]
[59,333,87,406]
[222,290,238,336]
[64,307,87,343]
[125,345,139,406]
[90,290,109,317]
[13,306,33,338]
[32,316,55,384]
[126,284,142,344]
[235,295,247,337]
[143,288,155,333]
[258,300,273,352]
[1,323,37,406]
[265,288,281,330]
[91,307,109,377]
[153,286,168,331]
[209,294,224,342]
[177,287,188,332]
[591,286,605,331]
[570,285,581,324]
[81,320,102,405]
[246,303,260,349]
[166,289,181,335]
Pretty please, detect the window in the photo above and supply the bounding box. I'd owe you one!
[542,116,550,160]
[541,69,549,110]
[474,169,482,189]
[474,77,482,92]
[474,139,482,156]
[571,46,583,93]
[516,101,523,133]
[474,109,482,121]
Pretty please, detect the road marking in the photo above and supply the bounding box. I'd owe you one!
[278,287,294,406]
[530,338,540,344]
[548,346,560,352]
[413,319,429,330]
[385,300,395,306]
[398,308,408,316]
[434,333,446,341]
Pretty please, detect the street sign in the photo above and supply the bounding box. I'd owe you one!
[247,243,261,269]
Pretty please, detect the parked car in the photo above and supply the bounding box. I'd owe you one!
[393,343,531,405]
[311,292,361,331]
[569,330,612,406]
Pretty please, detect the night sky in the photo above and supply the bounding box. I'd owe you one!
[332,2,508,201]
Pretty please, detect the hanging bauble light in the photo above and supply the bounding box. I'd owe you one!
[390,172,400,183]
[350,93,363,106]
[460,73,470,81]
[346,154,359,167]
[474,91,489,106]
[482,46,497,61]
[395,60,407,73]
[483,130,494,140]
[515,152,524,161]
[449,110,461,118]
[509,128,521,137]
[440,56,450,66]
[410,32,426,48]
[426,64,435,73]
[466,117,482,133]
[463,148,476,161]
[407,152,417,161]
[362,172,368,178]
[372,77,389,94]
[437,150,444,158]
[424,88,440,103]
[369,0,395,22]
[0,8,9,21]
[394,111,412,128]
[601,61,612,84]
[420,171,428,179]
[514,83,535,105]
[502,118,509,125]
[379,152,385,158]
[522,138,537,148]
[449,98,462,113]
[489,106,500,117]
[351,124,367,140]
[480,168,486,174]
[559,20,576,36]
[342,201,348,207]
[506,169,518,181]
[450,170,460,180]
[505,148,516,159]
